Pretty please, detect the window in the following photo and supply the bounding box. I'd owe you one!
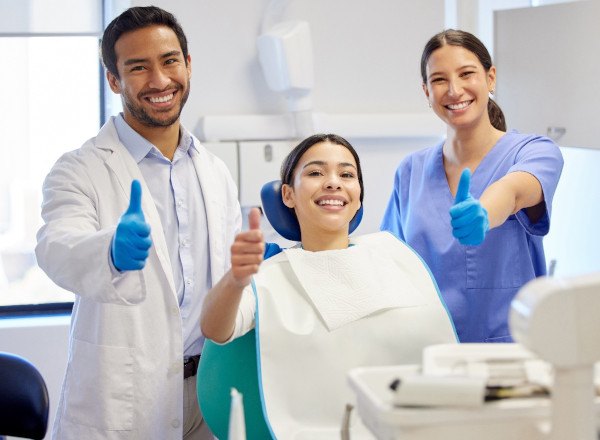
[0,0,103,312]
[0,36,101,309]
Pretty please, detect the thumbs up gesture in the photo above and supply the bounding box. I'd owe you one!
[111,180,153,271]
[449,168,489,246]
[230,208,264,288]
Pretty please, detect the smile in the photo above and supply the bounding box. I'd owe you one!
[445,100,473,110]
[148,93,174,103]
[316,199,347,206]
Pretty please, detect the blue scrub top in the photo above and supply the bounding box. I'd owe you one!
[381,130,564,343]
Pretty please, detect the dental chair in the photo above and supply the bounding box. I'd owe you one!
[197,180,363,439]
[0,352,49,440]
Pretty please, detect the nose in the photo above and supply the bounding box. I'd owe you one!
[324,174,342,190]
[148,66,171,90]
[447,78,463,97]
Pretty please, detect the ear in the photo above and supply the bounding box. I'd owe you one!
[186,54,192,78]
[106,70,121,94]
[422,82,431,104]
[281,183,295,208]
[487,65,497,92]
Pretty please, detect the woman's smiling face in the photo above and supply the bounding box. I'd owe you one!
[423,44,496,131]
[281,141,362,241]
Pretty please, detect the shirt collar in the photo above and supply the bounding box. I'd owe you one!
[114,113,197,163]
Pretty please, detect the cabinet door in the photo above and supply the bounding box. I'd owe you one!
[238,141,297,247]
[495,0,599,148]
[202,141,239,189]
[238,141,296,207]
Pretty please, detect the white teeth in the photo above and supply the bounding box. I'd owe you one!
[149,93,174,103]
[318,199,345,206]
[447,100,471,110]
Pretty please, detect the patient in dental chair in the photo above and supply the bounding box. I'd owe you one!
[199,133,457,439]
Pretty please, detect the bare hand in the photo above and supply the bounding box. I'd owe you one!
[230,208,264,287]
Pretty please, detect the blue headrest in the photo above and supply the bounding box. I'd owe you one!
[260,180,363,242]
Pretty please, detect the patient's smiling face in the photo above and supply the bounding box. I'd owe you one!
[282,141,362,250]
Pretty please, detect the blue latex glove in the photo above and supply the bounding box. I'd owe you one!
[449,168,489,246]
[111,180,152,271]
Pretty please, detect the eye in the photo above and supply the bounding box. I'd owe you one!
[307,170,323,177]
[165,58,179,65]
[130,65,146,72]
[460,71,475,78]
[341,171,355,178]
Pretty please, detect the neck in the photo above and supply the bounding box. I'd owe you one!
[124,115,181,161]
[444,120,504,167]
[299,230,350,252]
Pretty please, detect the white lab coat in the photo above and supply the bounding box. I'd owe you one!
[35,117,242,440]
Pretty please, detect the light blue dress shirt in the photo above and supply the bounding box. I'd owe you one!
[115,114,210,357]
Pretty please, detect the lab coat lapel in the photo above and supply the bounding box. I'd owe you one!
[190,146,226,283]
[95,119,178,297]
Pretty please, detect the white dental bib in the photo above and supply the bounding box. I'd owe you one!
[252,232,457,439]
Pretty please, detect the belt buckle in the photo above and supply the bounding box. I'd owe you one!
[184,355,200,379]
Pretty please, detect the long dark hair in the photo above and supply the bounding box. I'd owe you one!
[421,29,506,131]
[101,6,189,79]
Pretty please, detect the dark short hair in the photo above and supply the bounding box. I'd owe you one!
[101,6,189,78]
[420,29,506,131]
[281,133,364,206]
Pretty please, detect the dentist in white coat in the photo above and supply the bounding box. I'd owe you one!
[35,6,240,440]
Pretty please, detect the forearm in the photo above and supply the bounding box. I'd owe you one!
[480,171,543,229]
[36,224,146,304]
[480,182,516,229]
[201,270,247,343]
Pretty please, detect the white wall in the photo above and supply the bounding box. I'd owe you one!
[127,0,445,129]
[141,0,448,233]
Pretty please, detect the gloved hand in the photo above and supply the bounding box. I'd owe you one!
[449,168,489,246]
[111,180,152,271]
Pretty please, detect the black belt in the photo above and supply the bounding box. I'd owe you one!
[184,354,201,379]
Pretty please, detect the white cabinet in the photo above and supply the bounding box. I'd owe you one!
[238,141,296,207]
[201,141,239,188]
[495,1,600,277]
[495,0,600,148]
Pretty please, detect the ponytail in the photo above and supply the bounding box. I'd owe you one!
[488,98,506,131]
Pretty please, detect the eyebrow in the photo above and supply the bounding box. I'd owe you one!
[428,63,480,79]
[123,50,182,66]
[302,160,357,170]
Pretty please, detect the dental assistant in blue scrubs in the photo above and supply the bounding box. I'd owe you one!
[381,29,564,343]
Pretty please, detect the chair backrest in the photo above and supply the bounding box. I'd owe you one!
[0,352,49,440]
[260,179,363,241]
